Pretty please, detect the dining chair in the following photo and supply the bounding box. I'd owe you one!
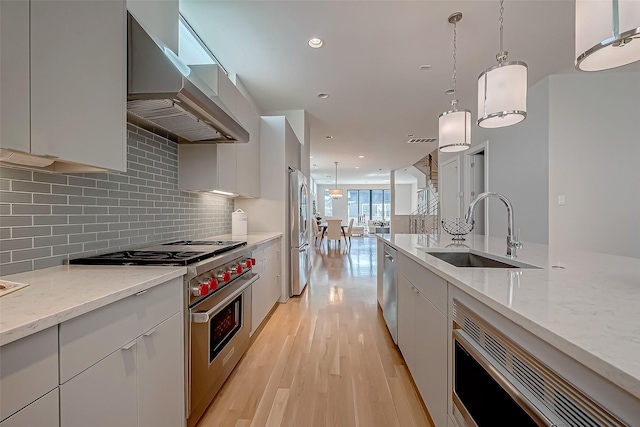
[312,219,324,247]
[325,219,343,249]
[343,218,355,248]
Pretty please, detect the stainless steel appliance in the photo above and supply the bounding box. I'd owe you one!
[70,239,258,427]
[382,244,397,344]
[289,168,311,296]
[127,13,249,144]
[452,300,627,427]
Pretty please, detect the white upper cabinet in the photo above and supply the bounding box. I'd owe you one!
[0,0,127,172]
[179,66,260,197]
[127,0,179,53]
[29,0,127,172]
[0,0,30,154]
[235,90,261,198]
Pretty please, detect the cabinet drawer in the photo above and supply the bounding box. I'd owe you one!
[398,254,447,315]
[0,327,58,422]
[0,388,59,427]
[59,277,181,383]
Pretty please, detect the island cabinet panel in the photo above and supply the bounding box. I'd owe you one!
[0,326,58,422]
[0,389,59,427]
[396,253,448,427]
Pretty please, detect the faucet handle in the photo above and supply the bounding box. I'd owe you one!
[513,229,523,249]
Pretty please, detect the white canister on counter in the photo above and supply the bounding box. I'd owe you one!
[232,209,247,236]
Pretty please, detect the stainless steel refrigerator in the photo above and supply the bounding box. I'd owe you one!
[289,168,311,296]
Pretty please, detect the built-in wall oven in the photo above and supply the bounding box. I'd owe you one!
[452,300,626,427]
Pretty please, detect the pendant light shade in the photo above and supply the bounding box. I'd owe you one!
[439,12,471,153]
[477,0,527,129]
[329,162,343,199]
[439,109,471,152]
[575,0,640,71]
[477,61,528,128]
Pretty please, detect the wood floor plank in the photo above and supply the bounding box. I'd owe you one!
[195,237,432,427]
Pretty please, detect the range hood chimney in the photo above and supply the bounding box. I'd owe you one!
[127,14,249,144]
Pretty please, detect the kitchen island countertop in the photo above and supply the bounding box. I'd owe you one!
[377,233,640,401]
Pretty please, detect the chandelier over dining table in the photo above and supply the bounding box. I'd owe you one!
[328,161,343,199]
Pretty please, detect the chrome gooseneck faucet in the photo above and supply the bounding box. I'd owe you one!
[465,192,523,258]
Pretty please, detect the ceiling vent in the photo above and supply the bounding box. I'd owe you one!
[407,137,437,144]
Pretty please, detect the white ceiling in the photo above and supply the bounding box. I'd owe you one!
[180,0,578,185]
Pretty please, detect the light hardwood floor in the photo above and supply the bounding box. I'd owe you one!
[196,236,433,427]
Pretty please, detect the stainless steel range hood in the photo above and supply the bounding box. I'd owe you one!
[127,14,249,144]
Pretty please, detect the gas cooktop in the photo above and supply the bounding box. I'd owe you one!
[70,240,247,266]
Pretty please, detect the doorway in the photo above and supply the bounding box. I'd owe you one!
[464,142,489,236]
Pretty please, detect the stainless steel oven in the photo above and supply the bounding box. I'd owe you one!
[188,270,258,427]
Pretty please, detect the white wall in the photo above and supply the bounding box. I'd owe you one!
[548,71,640,258]
[394,183,415,215]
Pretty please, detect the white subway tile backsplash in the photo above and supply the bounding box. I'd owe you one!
[0,124,233,274]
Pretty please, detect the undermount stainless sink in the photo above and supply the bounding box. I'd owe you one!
[424,251,538,269]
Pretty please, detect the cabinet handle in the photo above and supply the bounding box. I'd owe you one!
[143,327,157,337]
[135,289,147,296]
[122,341,136,351]
[412,286,419,294]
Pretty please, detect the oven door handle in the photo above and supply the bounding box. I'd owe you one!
[191,274,260,324]
[453,329,559,427]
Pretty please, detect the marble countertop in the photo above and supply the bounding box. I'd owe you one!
[0,232,282,347]
[377,233,640,400]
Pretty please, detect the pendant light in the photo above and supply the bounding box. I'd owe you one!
[439,12,471,153]
[328,162,343,199]
[575,0,640,71]
[477,0,527,129]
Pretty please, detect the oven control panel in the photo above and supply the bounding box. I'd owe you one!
[189,253,253,304]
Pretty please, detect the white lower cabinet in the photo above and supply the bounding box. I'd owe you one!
[137,313,183,427]
[251,239,281,335]
[60,343,138,427]
[397,265,447,427]
[59,278,183,427]
[0,389,59,427]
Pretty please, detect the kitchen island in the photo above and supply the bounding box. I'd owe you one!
[377,233,640,426]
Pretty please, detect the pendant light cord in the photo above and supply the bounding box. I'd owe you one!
[453,19,457,103]
[334,162,338,190]
[499,0,504,53]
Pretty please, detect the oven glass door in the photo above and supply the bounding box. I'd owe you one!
[454,339,539,426]
[209,294,242,363]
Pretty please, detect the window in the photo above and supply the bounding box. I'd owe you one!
[324,189,333,217]
[347,190,391,224]
[178,16,227,72]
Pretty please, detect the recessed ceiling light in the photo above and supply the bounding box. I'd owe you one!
[358,155,364,158]
[325,136,333,139]
[445,88,455,95]
[308,37,323,48]
[355,166,360,169]
[317,93,329,99]
[419,65,432,70]
[407,134,414,138]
